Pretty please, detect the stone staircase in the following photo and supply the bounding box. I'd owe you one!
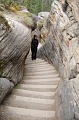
[0,54,62,120]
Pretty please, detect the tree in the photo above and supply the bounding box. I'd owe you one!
[0,0,54,15]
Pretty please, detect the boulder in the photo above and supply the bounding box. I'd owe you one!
[56,76,79,120]
[0,78,14,103]
[38,12,49,19]
[0,13,31,103]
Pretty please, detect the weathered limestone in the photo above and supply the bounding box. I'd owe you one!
[38,12,49,19]
[38,0,79,80]
[0,78,14,103]
[0,14,31,103]
[37,0,79,119]
[56,76,79,120]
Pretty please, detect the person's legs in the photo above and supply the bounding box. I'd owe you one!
[32,51,34,60]
[31,47,37,60]
[34,48,37,60]
[34,52,36,60]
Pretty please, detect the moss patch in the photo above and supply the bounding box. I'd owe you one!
[0,13,10,29]
[16,11,33,28]
[12,84,20,94]
[14,84,20,89]
[5,2,20,12]
[37,18,46,30]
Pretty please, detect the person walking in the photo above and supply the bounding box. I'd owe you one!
[31,35,38,60]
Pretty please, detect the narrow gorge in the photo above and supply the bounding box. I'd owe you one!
[0,0,79,120]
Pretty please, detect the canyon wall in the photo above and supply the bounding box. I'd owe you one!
[37,0,79,119]
[38,0,79,80]
[0,13,31,103]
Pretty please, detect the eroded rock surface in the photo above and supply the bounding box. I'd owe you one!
[38,12,49,19]
[0,14,31,103]
[37,0,79,119]
[56,76,79,120]
[38,0,79,80]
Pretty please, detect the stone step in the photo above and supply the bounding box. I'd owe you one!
[25,65,54,69]
[24,71,59,77]
[22,79,59,85]
[22,78,61,82]
[0,106,56,120]
[26,58,44,61]
[24,68,55,72]
[13,89,55,99]
[24,64,55,70]
[23,74,59,79]
[18,84,57,92]
[25,61,48,65]
[24,70,57,75]
[26,60,46,64]
[25,64,53,68]
[25,68,56,72]
[25,61,49,65]
[25,60,50,64]
[4,95,55,111]
[26,68,58,74]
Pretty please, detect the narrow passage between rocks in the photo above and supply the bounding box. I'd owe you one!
[0,51,62,120]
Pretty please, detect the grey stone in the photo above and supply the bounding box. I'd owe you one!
[56,75,79,120]
[37,0,79,119]
[38,0,79,80]
[0,78,11,103]
[38,12,49,19]
[0,12,33,103]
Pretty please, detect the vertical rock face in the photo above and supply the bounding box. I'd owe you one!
[0,14,31,103]
[37,0,79,119]
[56,76,79,120]
[38,0,79,80]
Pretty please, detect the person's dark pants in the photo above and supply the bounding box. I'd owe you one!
[31,47,37,60]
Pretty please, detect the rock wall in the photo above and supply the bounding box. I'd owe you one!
[37,0,79,119]
[0,14,31,103]
[38,0,79,80]
[56,76,79,120]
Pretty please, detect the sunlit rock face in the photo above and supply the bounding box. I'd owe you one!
[38,0,79,80]
[0,15,31,103]
[38,12,49,19]
[38,0,79,119]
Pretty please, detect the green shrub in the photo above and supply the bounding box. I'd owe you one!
[37,18,46,30]
[5,2,20,12]
[0,13,10,29]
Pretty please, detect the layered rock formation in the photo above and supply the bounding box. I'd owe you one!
[37,0,79,119]
[0,13,32,103]
[38,0,79,80]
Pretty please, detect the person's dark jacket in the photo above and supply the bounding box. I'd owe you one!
[31,38,38,52]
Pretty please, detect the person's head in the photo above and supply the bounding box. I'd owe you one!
[34,35,37,39]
